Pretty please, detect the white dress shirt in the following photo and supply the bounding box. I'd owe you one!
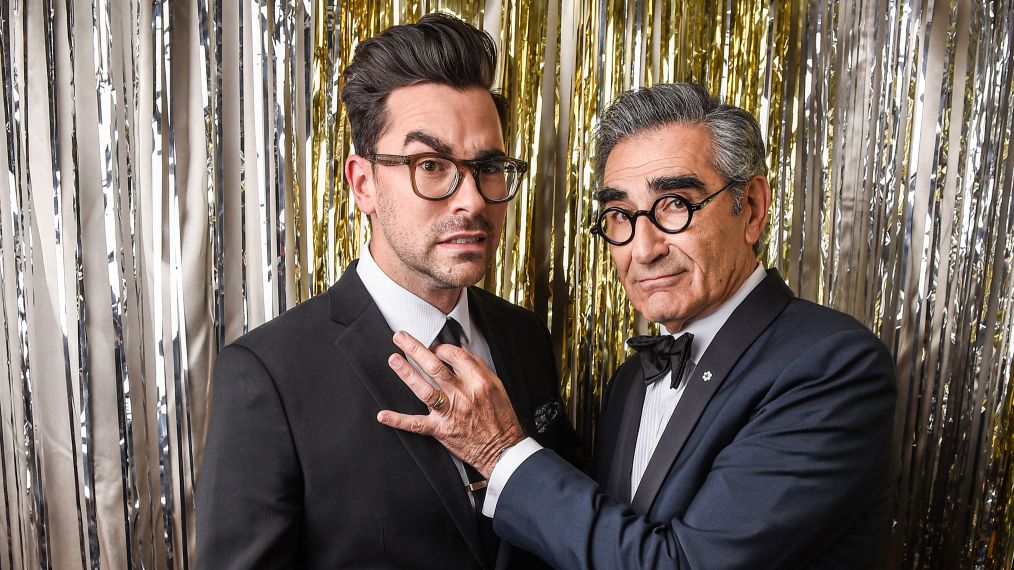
[483,263,768,517]
[356,243,495,507]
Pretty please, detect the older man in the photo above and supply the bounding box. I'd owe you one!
[379,82,897,568]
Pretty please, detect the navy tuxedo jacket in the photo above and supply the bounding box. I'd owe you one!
[492,269,897,569]
[196,262,582,569]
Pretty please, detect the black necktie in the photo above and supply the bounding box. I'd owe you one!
[627,332,694,388]
[433,318,489,507]
[434,318,498,562]
[434,317,466,348]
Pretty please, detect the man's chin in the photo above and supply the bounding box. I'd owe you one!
[433,260,489,288]
[422,246,494,285]
[637,295,690,325]
[443,249,493,270]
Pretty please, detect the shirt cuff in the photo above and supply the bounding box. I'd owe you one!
[481,437,543,518]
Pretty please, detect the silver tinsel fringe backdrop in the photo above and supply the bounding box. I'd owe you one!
[1,0,1013,568]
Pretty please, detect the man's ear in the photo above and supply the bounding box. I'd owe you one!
[742,174,772,248]
[346,154,376,216]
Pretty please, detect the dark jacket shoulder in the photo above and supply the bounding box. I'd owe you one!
[236,290,334,343]
[468,285,546,328]
[762,296,891,362]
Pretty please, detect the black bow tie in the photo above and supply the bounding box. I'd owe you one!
[626,332,694,388]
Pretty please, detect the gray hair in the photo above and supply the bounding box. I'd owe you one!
[594,82,767,214]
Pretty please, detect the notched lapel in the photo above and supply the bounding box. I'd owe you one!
[467,289,534,424]
[605,364,647,503]
[330,268,488,569]
[630,269,795,515]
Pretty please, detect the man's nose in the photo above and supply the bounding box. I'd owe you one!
[628,217,669,265]
[445,170,486,213]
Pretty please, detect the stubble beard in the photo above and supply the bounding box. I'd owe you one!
[376,201,499,290]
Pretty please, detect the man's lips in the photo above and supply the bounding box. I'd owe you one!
[438,232,487,246]
[635,269,687,289]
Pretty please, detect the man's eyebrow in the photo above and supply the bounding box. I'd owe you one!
[648,174,708,194]
[404,131,505,161]
[404,131,453,154]
[595,187,627,203]
[471,148,508,161]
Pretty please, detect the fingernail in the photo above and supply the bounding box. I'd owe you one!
[393,331,404,342]
[389,355,402,369]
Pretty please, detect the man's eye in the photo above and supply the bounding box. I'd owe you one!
[478,162,505,175]
[658,196,688,211]
[420,160,442,172]
[606,210,630,223]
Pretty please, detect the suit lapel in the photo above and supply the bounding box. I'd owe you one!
[467,288,532,417]
[329,265,488,568]
[605,366,646,503]
[629,269,795,515]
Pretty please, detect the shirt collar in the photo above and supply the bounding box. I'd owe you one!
[663,263,767,363]
[356,242,474,348]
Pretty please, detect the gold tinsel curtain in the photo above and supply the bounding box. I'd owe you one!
[1,0,1012,568]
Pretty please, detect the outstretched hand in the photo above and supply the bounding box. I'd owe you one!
[376,331,525,477]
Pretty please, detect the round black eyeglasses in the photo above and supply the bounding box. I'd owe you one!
[366,152,529,204]
[591,179,742,246]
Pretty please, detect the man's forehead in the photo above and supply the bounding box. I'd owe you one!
[599,146,719,204]
[393,129,506,160]
[602,155,716,192]
[604,122,713,167]
[382,84,503,137]
[604,155,702,181]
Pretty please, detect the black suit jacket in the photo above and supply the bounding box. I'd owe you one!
[490,269,898,569]
[196,262,582,569]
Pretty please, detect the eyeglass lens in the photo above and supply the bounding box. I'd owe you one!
[412,156,522,201]
[599,196,689,243]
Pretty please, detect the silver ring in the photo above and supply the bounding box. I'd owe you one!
[431,392,447,412]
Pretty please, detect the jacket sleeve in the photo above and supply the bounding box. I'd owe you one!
[196,344,302,569]
[492,328,897,569]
